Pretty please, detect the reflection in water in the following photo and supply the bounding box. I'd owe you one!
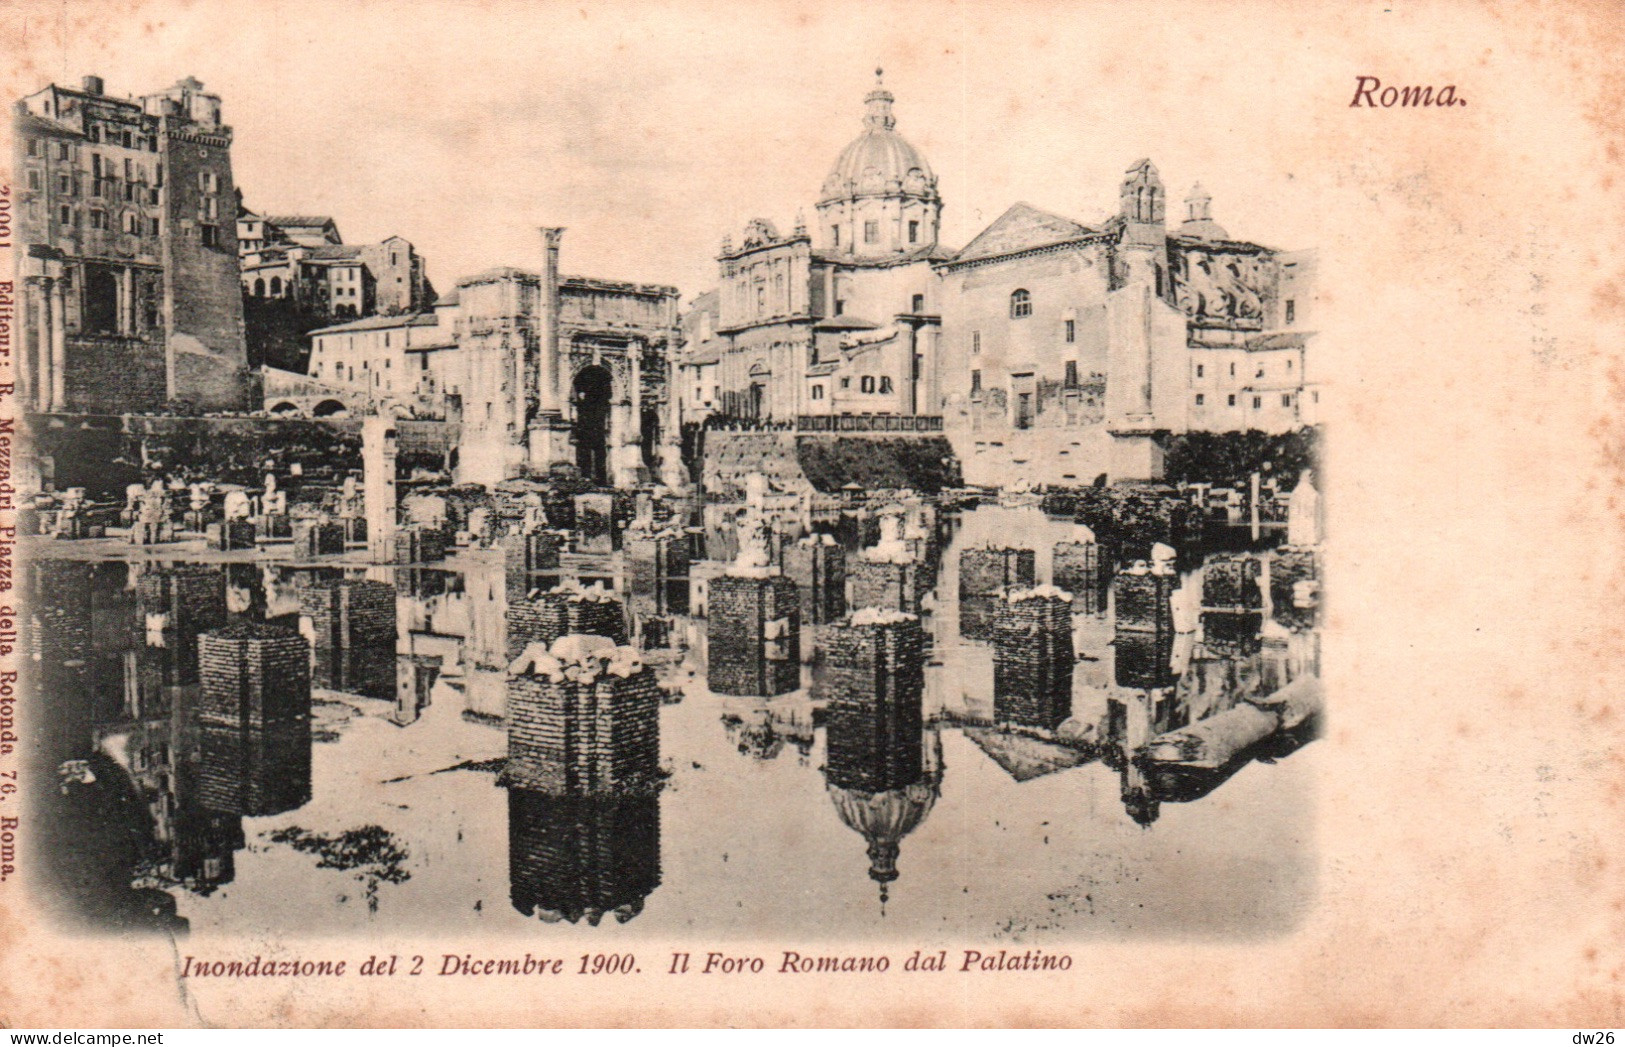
[24,503,1319,938]
[503,635,665,923]
[822,615,942,901]
[507,789,661,925]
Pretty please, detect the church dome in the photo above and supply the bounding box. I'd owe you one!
[820,72,938,204]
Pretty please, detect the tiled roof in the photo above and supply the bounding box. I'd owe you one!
[266,215,337,228]
[813,315,882,331]
[308,311,439,336]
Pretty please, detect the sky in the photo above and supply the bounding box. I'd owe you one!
[3,0,1430,305]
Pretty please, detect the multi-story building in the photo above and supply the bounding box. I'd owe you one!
[685,73,946,423]
[304,310,451,408]
[676,290,723,424]
[238,209,433,320]
[13,75,250,413]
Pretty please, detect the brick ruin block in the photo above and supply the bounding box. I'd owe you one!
[574,492,625,554]
[341,517,368,545]
[783,535,847,625]
[1112,571,1175,636]
[1200,610,1263,659]
[1203,555,1264,611]
[297,578,397,650]
[1114,631,1177,690]
[505,639,662,794]
[256,514,293,540]
[198,622,312,727]
[507,586,627,661]
[504,532,565,600]
[992,589,1074,731]
[1052,540,1103,615]
[958,546,1036,600]
[822,612,926,793]
[706,574,800,697]
[957,596,1000,643]
[312,645,396,700]
[625,530,690,617]
[291,521,347,558]
[849,558,926,615]
[207,520,256,551]
[503,531,564,575]
[391,524,450,564]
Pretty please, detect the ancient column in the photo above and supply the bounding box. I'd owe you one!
[48,275,68,411]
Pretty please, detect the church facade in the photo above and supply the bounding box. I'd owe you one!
[696,74,948,424]
[682,75,1319,486]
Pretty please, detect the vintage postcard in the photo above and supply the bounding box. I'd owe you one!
[0,0,1620,1029]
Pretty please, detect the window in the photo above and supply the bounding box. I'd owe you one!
[834,299,845,316]
[840,377,851,389]
[911,294,925,312]
[92,154,103,178]
[27,170,41,191]
[122,212,137,234]
[1286,358,1294,371]
[149,217,160,237]
[1064,361,1078,388]
[90,210,107,231]
[123,182,136,202]
[861,376,876,394]
[1195,393,1205,406]
[1196,364,1204,378]
[57,142,70,161]
[270,276,283,296]
[1227,394,1237,407]
[1010,288,1031,318]
[59,173,74,195]
[1064,318,1075,343]
[58,204,72,226]
[831,226,840,246]
[25,137,38,157]
[124,158,133,180]
[972,331,981,355]
[1229,362,1236,377]
[254,278,265,296]
[201,224,219,247]
[970,369,981,393]
[908,220,919,243]
[1285,300,1296,325]
[1253,396,1262,409]
[879,376,893,394]
[1282,393,1293,407]
[864,220,878,244]
[810,384,825,400]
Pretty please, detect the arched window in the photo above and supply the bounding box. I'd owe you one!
[253,278,265,296]
[270,275,282,296]
[1009,288,1032,319]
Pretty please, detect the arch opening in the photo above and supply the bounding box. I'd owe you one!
[571,365,614,485]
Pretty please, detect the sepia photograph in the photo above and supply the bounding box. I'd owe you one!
[0,0,1619,1030]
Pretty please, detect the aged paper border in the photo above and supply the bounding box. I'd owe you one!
[0,0,1622,1028]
